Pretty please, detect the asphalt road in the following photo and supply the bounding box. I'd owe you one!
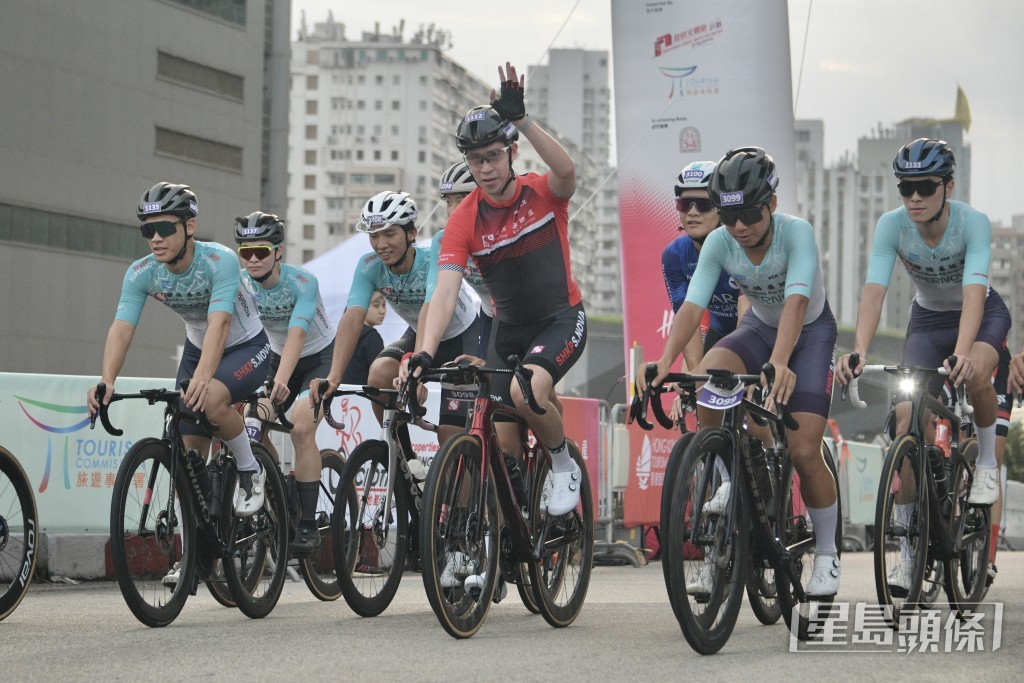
[1,552,1020,681]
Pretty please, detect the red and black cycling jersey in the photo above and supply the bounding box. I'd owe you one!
[438,172,582,325]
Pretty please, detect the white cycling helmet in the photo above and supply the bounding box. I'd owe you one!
[356,191,418,233]
[438,161,477,196]
[674,161,718,196]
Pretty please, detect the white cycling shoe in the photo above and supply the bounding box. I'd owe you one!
[545,462,582,516]
[702,482,731,515]
[805,553,841,597]
[968,465,999,505]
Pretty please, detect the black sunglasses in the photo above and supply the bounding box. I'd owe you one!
[897,179,945,198]
[719,205,766,227]
[139,220,182,239]
[238,245,276,261]
[675,197,716,214]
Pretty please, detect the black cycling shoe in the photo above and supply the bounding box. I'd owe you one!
[289,524,318,558]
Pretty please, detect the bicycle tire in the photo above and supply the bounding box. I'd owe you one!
[0,446,39,621]
[527,441,594,628]
[778,441,844,640]
[222,444,289,619]
[333,440,409,617]
[665,428,748,655]
[297,449,350,601]
[204,558,237,607]
[746,561,782,625]
[659,432,695,611]
[109,439,196,627]
[420,433,499,639]
[943,438,991,614]
[873,433,930,625]
[514,561,541,614]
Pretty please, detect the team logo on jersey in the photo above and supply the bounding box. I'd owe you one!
[530,345,545,354]
[719,191,744,206]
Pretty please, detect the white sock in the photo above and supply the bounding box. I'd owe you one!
[224,431,259,472]
[714,456,731,484]
[895,503,915,561]
[548,440,574,473]
[976,423,997,469]
[807,502,838,555]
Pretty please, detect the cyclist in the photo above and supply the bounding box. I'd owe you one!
[235,211,335,556]
[637,147,841,598]
[835,139,1009,590]
[87,182,271,521]
[310,191,481,447]
[401,62,587,521]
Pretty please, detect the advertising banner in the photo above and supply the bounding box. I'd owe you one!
[560,396,602,521]
[612,0,797,525]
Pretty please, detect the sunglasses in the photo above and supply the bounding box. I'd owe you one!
[675,197,716,214]
[464,146,510,168]
[238,245,276,261]
[139,220,182,239]
[719,205,766,227]
[897,179,944,198]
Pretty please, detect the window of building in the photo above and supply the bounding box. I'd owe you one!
[166,0,246,25]
[373,173,396,184]
[304,174,316,189]
[373,125,383,136]
[375,100,383,111]
[373,150,381,160]
[305,125,317,140]
[419,101,427,111]
[356,150,364,160]
[357,74,365,84]
[391,125,399,136]
[418,151,426,163]
[302,249,314,263]
[156,52,244,101]
[357,100,365,110]
[305,150,316,165]
[306,49,319,65]
[306,100,318,115]
[391,100,400,111]
[303,224,315,240]
[303,200,315,215]
[306,75,318,90]
[391,150,399,161]
[420,75,428,85]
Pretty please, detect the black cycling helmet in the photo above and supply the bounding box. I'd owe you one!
[234,212,285,245]
[709,147,779,210]
[455,105,520,153]
[137,182,198,221]
[892,138,955,180]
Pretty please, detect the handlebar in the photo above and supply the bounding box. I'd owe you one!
[398,354,546,419]
[90,380,220,436]
[843,354,973,416]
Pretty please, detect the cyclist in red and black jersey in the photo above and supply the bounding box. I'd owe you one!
[402,62,586,517]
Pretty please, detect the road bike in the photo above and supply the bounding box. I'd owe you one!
[845,354,989,627]
[0,445,38,621]
[409,357,594,639]
[631,364,842,654]
[96,382,289,626]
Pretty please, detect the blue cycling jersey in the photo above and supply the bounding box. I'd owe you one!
[685,214,826,327]
[661,233,739,336]
[243,263,334,357]
[865,200,992,311]
[116,241,264,348]
[347,245,479,340]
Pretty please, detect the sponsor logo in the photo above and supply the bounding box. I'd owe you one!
[142,202,162,214]
[681,126,702,152]
[530,345,545,354]
[658,65,697,99]
[467,111,486,122]
[719,191,745,206]
[654,20,724,57]
[233,344,271,381]
[19,519,36,586]
[503,123,517,137]
[636,436,652,490]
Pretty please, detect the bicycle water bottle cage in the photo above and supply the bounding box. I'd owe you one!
[696,380,744,410]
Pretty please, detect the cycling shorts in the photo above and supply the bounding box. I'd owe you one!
[176,331,271,436]
[715,303,837,419]
[267,341,335,413]
[495,303,587,386]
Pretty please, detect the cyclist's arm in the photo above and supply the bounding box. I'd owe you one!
[415,269,461,358]
[656,301,704,373]
[955,284,986,357]
[956,211,992,358]
[273,327,307,390]
[323,307,369,389]
[769,294,808,369]
[681,327,704,372]
[184,311,230,410]
[852,283,887,359]
[521,122,575,199]
[661,242,689,313]
[737,293,750,322]
[89,320,136,413]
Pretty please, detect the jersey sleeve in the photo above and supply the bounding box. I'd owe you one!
[288,270,320,332]
[782,219,818,300]
[207,250,241,316]
[962,209,992,287]
[864,211,901,288]
[113,261,149,326]
[425,230,443,302]
[661,238,690,312]
[345,255,376,310]
[683,230,726,310]
[436,206,472,274]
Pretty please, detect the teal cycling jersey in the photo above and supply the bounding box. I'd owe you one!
[347,244,480,339]
[243,263,334,357]
[685,213,826,327]
[428,229,493,317]
[115,240,264,348]
[865,200,991,311]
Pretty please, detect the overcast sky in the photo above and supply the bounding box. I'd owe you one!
[293,0,1024,224]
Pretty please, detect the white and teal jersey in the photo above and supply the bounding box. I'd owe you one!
[865,200,992,311]
[685,213,826,327]
[347,245,479,340]
[244,263,334,357]
[428,229,493,317]
[115,241,264,348]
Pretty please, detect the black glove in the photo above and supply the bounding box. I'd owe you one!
[408,351,434,376]
[491,78,527,122]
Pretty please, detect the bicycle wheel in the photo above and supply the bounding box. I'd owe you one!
[513,561,540,614]
[665,429,748,655]
[0,447,39,621]
[873,434,929,625]
[527,441,594,628]
[943,438,991,615]
[204,558,236,607]
[297,449,350,601]
[110,439,196,627]
[660,432,695,606]
[222,444,289,619]
[420,433,499,639]
[919,558,944,608]
[333,440,409,617]
[778,442,844,640]
[746,561,782,625]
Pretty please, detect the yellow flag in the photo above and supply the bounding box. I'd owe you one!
[955,85,972,133]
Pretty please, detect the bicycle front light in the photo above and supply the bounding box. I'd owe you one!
[898,378,915,395]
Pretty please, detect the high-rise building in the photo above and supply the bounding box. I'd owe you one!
[0,0,289,376]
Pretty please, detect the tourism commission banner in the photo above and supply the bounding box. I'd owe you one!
[611,0,796,526]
